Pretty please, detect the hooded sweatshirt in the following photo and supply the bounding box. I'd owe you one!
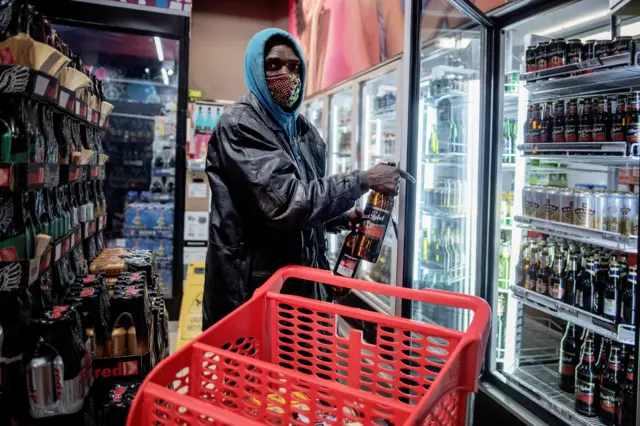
[244,28,306,151]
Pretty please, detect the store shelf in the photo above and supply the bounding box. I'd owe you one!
[421,207,466,219]
[521,53,639,99]
[423,89,467,105]
[105,77,178,89]
[332,151,351,158]
[511,285,635,345]
[500,224,512,231]
[501,162,516,170]
[372,109,396,120]
[424,152,467,166]
[518,142,639,165]
[514,215,638,253]
[506,364,606,426]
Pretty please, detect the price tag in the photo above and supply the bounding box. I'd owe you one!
[577,58,601,69]
[618,325,635,343]
[557,303,578,317]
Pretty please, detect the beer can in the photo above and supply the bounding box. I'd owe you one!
[612,36,635,61]
[526,46,537,72]
[544,188,560,222]
[567,39,582,64]
[533,187,546,219]
[621,193,638,236]
[522,186,534,217]
[536,42,549,70]
[27,356,56,416]
[609,192,624,234]
[559,189,575,224]
[594,40,611,60]
[574,191,595,228]
[593,192,610,231]
[127,326,138,356]
[549,38,567,68]
[582,40,597,60]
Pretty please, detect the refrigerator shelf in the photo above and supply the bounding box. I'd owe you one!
[505,364,607,426]
[517,142,640,165]
[514,215,638,253]
[421,207,466,219]
[372,109,396,121]
[511,285,635,345]
[423,89,467,105]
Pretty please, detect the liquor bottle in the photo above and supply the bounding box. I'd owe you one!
[619,353,635,426]
[595,338,611,376]
[627,92,640,155]
[449,120,458,154]
[612,94,627,142]
[565,98,579,142]
[559,322,578,392]
[599,346,623,425]
[531,103,542,143]
[421,229,430,263]
[564,255,579,306]
[550,257,566,301]
[502,118,511,162]
[604,262,621,323]
[575,335,598,417]
[497,294,506,351]
[579,98,594,142]
[622,267,636,325]
[354,191,394,263]
[525,247,539,290]
[428,124,439,154]
[580,258,596,311]
[525,104,533,143]
[541,102,554,143]
[593,96,610,142]
[594,256,610,316]
[552,100,566,143]
[535,252,552,296]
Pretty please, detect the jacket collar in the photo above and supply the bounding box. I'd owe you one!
[246,92,310,139]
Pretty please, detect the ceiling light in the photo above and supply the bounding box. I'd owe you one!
[167,69,174,76]
[154,36,164,62]
[161,68,169,86]
[536,10,610,36]
[145,68,150,73]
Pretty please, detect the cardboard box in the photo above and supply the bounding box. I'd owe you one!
[185,171,209,212]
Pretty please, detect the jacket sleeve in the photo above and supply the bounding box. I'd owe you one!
[214,111,368,230]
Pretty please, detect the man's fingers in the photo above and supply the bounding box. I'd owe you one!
[397,168,416,184]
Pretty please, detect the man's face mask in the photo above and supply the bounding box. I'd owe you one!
[266,72,301,109]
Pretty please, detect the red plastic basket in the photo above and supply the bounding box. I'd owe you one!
[127,266,490,426]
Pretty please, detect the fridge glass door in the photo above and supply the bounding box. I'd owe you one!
[53,25,180,298]
[492,5,639,426]
[305,97,324,139]
[413,27,483,332]
[356,68,399,313]
[327,87,355,264]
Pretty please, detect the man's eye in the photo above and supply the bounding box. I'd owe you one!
[267,62,279,70]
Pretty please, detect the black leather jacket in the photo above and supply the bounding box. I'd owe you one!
[203,93,368,328]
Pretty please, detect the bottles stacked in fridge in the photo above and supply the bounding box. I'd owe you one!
[494,7,640,426]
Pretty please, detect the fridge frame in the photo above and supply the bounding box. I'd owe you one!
[31,0,190,321]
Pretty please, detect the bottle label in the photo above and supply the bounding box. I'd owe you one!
[604,298,617,316]
[360,205,390,240]
[530,129,541,144]
[552,126,565,142]
[565,125,578,142]
[540,129,550,143]
[599,386,619,415]
[611,125,625,141]
[551,281,565,300]
[578,124,593,142]
[335,255,358,278]
[524,278,535,290]
[535,277,548,294]
[593,292,600,313]
[560,351,575,376]
[593,124,606,141]
[576,379,596,404]
[627,124,640,143]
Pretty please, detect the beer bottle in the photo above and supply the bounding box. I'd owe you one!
[550,257,566,301]
[599,346,624,425]
[559,322,578,392]
[580,258,596,311]
[525,247,539,290]
[515,243,530,288]
[552,100,566,143]
[428,124,439,154]
[525,104,533,143]
[535,252,552,296]
[579,98,594,142]
[594,256,610,317]
[595,338,611,376]
[530,103,542,143]
[333,231,361,281]
[354,191,394,263]
[622,267,636,325]
[612,94,627,142]
[604,262,621,323]
[593,96,610,142]
[564,255,579,306]
[575,335,598,417]
[565,98,579,142]
[626,92,640,155]
[541,102,554,143]
[619,353,635,426]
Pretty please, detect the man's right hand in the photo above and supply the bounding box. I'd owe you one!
[363,164,401,195]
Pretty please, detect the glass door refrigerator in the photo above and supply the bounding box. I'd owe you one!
[304,96,326,140]
[36,0,189,319]
[487,4,640,426]
[410,28,483,332]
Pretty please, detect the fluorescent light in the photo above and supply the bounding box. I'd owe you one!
[167,69,174,76]
[161,68,169,85]
[537,10,610,36]
[154,36,164,61]
[582,20,640,41]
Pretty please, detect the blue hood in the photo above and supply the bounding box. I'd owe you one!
[244,28,306,138]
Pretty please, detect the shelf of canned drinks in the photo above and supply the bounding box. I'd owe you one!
[521,53,640,99]
[514,216,638,253]
[505,364,607,426]
[511,285,635,345]
[518,142,639,165]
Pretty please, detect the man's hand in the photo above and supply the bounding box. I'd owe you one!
[347,207,363,230]
[363,164,401,195]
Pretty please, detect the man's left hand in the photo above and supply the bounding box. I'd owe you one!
[347,208,364,230]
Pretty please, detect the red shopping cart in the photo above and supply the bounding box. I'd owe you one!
[127,266,490,426]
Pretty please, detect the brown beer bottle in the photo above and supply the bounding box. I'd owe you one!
[515,243,530,288]
[550,257,566,301]
[612,94,627,142]
[579,98,594,142]
[525,104,533,143]
[564,255,579,306]
[559,322,578,392]
[333,231,360,279]
[535,252,552,295]
[354,191,394,263]
[530,103,542,143]
[593,96,610,142]
[619,353,635,426]
[599,346,623,425]
[565,98,579,142]
[595,338,611,376]
[541,102,554,143]
[575,335,598,417]
[626,92,640,155]
[552,100,566,143]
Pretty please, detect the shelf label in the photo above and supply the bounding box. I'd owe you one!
[577,58,601,69]
[557,303,578,317]
[511,286,525,298]
[618,325,635,343]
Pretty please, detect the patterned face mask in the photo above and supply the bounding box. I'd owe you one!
[266,72,301,109]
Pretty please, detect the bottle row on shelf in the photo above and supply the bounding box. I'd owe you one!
[420,220,466,277]
[422,178,465,215]
[522,186,638,237]
[515,236,636,328]
[502,118,518,164]
[426,120,465,155]
[524,93,640,156]
[373,92,396,116]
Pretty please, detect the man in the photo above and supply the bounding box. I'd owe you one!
[203,28,401,329]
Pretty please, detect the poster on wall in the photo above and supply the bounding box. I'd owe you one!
[289,0,505,95]
[72,0,191,16]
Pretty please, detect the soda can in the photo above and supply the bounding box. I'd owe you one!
[593,192,610,231]
[621,193,638,236]
[522,186,534,217]
[27,356,56,416]
[609,192,624,234]
[574,191,595,228]
[559,189,575,224]
[532,187,546,219]
[526,46,537,72]
[543,188,560,222]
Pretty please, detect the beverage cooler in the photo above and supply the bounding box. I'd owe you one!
[33,0,189,318]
